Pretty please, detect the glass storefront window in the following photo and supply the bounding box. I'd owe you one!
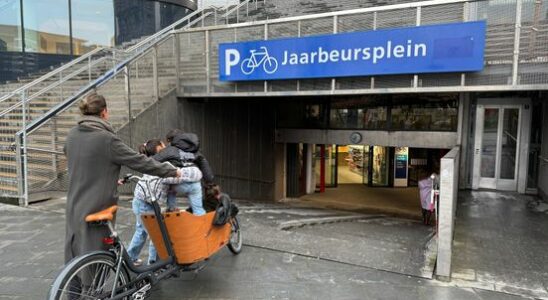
[23,0,71,54]
[330,108,364,129]
[391,103,458,131]
[364,107,387,129]
[71,0,115,55]
[0,0,22,51]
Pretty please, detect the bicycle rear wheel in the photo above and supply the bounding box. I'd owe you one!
[48,252,130,300]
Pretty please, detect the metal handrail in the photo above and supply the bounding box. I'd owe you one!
[26,147,64,155]
[1,5,223,121]
[220,0,257,18]
[0,8,204,107]
[20,33,174,137]
[0,47,105,104]
[125,8,205,53]
[0,56,110,117]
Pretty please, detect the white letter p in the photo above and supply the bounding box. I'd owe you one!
[225,49,240,76]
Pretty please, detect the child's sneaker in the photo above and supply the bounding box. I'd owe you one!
[133,259,143,266]
[167,207,180,213]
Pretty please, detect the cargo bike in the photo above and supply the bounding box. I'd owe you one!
[48,174,242,300]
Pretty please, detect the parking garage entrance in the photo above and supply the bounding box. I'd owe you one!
[285,142,448,219]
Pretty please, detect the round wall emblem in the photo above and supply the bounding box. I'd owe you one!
[349,132,362,144]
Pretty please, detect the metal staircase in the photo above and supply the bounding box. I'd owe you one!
[0,0,270,205]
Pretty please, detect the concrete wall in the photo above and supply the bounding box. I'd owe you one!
[277,129,458,149]
[540,102,548,201]
[178,98,277,201]
[436,146,460,280]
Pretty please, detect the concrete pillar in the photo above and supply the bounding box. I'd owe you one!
[539,103,548,200]
[305,144,315,194]
[274,143,286,201]
[436,146,460,281]
[458,93,470,189]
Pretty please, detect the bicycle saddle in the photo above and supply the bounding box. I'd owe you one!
[85,205,118,223]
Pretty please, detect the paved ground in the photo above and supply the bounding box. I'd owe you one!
[239,204,436,278]
[300,184,422,220]
[451,191,548,299]
[0,193,542,299]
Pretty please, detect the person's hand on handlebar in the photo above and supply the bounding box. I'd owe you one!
[176,169,182,178]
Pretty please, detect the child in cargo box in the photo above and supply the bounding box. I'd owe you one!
[127,139,203,265]
[152,129,215,216]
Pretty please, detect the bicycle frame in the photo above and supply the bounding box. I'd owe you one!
[249,47,270,67]
[99,177,184,299]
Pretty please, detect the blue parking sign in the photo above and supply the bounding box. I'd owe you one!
[219,21,486,81]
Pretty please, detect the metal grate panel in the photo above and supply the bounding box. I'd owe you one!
[210,29,237,93]
[376,8,416,29]
[180,31,207,94]
[300,17,333,36]
[338,13,375,33]
[518,0,548,85]
[421,3,464,25]
[179,0,548,96]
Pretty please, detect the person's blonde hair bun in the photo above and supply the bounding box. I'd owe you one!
[79,93,107,116]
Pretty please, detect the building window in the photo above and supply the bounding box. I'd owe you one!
[390,101,458,131]
[71,0,115,55]
[328,95,458,131]
[0,0,23,52]
[23,0,71,54]
[364,107,387,129]
[330,108,365,129]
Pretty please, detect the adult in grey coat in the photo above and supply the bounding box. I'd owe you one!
[64,93,180,263]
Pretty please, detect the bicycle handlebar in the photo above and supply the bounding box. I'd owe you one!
[119,174,161,203]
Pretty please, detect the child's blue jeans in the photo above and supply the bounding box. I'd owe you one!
[167,182,205,216]
[127,198,158,264]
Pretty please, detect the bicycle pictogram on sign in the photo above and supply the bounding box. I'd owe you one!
[241,46,278,75]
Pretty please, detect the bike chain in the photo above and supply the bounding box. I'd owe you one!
[132,282,151,300]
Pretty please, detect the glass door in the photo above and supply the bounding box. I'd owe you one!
[473,105,521,191]
[372,146,390,186]
[315,145,338,190]
[362,146,370,185]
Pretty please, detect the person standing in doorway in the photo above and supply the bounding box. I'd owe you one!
[63,93,181,263]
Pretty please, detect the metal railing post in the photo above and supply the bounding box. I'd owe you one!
[125,66,133,147]
[461,1,469,86]
[51,118,58,179]
[512,0,523,86]
[152,46,159,100]
[15,133,24,206]
[202,10,205,27]
[297,20,301,92]
[413,6,421,88]
[21,90,29,206]
[236,4,239,23]
[371,12,377,89]
[264,23,268,93]
[88,55,92,82]
[205,30,211,94]
[59,71,64,102]
[174,34,182,95]
[331,15,338,92]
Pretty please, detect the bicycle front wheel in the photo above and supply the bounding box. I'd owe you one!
[228,216,243,254]
[48,252,130,300]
